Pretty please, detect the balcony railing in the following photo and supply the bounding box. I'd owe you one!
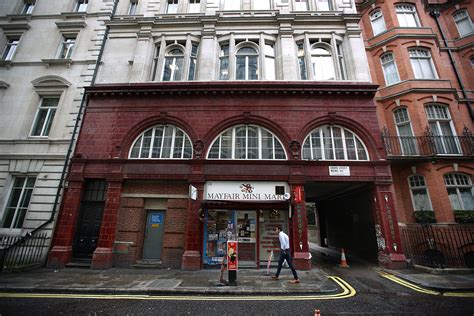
[382,128,474,158]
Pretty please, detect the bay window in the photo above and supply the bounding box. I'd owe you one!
[381,52,400,86]
[370,9,386,36]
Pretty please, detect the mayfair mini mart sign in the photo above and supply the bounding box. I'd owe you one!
[204,181,290,201]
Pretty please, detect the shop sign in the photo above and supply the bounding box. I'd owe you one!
[227,241,238,270]
[329,166,350,176]
[204,181,290,201]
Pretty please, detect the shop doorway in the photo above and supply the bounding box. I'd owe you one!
[306,182,378,262]
[142,211,166,260]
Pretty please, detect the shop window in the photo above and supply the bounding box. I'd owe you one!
[444,173,474,211]
[2,176,36,229]
[425,104,460,155]
[408,175,433,211]
[207,125,287,160]
[396,3,420,27]
[370,9,386,36]
[302,125,369,161]
[409,48,437,80]
[129,124,193,159]
[380,52,400,86]
[453,9,473,38]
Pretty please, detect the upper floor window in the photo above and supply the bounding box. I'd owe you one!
[316,0,332,11]
[58,35,76,59]
[311,45,335,80]
[2,36,20,61]
[294,0,308,11]
[396,4,420,27]
[129,125,193,159]
[380,52,400,86]
[223,0,240,10]
[163,47,184,81]
[31,97,59,137]
[302,125,369,161]
[208,125,287,160]
[254,0,270,10]
[189,0,201,13]
[166,0,179,13]
[453,9,474,37]
[471,56,474,67]
[236,46,259,80]
[370,9,386,36]
[154,40,199,82]
[128,0,138,15]
[2,176,36,229]
[75,0,88,12]
[219,39,276,80]
[408,175,432,211]
[444,173,474,211]
[425,104,459,155]
[393,107,417,155]
[297,43,307,80]
[21,0,35,14]
[409,48,437,79]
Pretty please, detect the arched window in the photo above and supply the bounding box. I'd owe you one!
[453,9,474,38]
[370,9,386,36]
[162,47,184,81]
[393,108,417,155]
[409,48,437,79]
[311,45,335,80]
[381,52,400,86]
[444,173,474,211]
[408,175,433,211]
[302,125,369,161]
[129,125,192,159]
[236,46,259,80]
[207,125,286,160]
[425,104,459,154]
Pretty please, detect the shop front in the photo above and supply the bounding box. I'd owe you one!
[202,181,291,268]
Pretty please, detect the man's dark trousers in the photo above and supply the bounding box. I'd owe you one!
[275,249,298,279]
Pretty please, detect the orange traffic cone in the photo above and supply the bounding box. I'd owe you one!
[314,309,321,316]
[339,248,349,268]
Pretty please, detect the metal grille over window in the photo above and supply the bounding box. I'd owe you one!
[208,125,287,160]
[425,104,460,155]
[302,125,369,161]
[129,125,193,159]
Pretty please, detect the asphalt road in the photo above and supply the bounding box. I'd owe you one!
[0,255,472,315]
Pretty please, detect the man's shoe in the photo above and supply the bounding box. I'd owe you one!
[289,279,300,284]
[271,276,279,280]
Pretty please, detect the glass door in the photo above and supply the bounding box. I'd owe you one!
[236,210,257,267]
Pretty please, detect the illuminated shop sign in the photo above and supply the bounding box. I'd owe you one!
[204,181,290,201]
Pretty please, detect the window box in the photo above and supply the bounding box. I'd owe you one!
[414,210,436,223]
[454,210,474,223]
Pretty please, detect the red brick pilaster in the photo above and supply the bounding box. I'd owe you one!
[181,182,203,270]
[91,180,122,269]
[372,184,407,269]
[290,184,312,270]
[47,180,84,269]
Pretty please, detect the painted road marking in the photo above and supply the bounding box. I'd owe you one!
[379,271,474,297]
[0,276,356,301]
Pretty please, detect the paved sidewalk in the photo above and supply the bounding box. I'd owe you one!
[0,267,339,295]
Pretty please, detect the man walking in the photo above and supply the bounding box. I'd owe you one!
[272,226,299,283]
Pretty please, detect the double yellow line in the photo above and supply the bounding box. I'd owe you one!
[0,276,355,301]
[379,271,474,298]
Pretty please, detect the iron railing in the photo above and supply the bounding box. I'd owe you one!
[400,224,474,268]
[382,135,474,157]
[0,232,49,272]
